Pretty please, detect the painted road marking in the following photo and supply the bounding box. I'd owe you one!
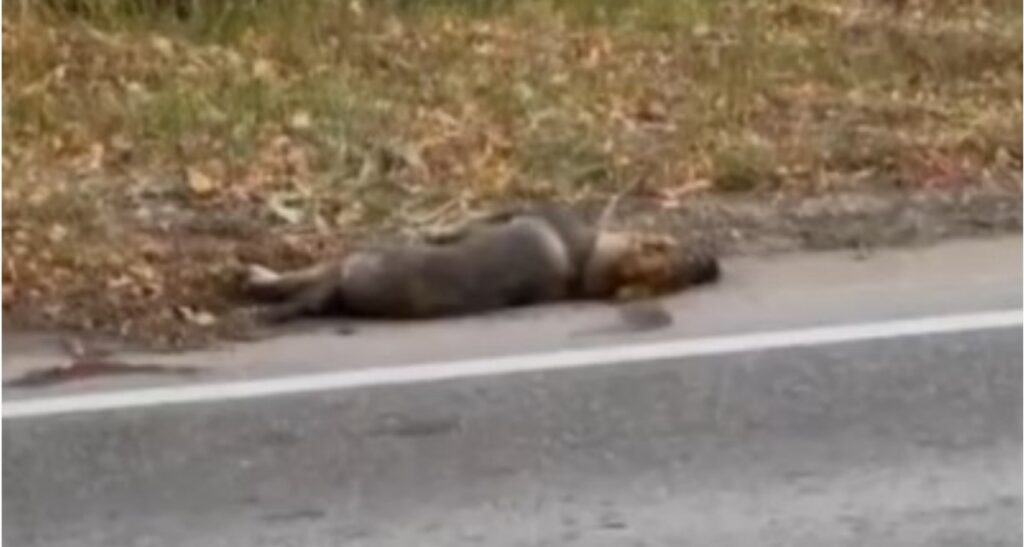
[4,309,1021,419]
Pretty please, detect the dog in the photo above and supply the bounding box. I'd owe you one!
[242,204,719,322]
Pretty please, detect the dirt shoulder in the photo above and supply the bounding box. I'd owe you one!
[4,184,1018,351]
[620,185,1021,256]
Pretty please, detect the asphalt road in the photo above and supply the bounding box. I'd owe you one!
[5,328,1022,546]
[3,237,1022,546]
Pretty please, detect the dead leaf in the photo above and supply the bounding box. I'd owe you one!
[47,224,68,243]
[334,204,365,227]
[395,143,429,177]
[253,59,276,82]
[289,111,313,130]
[185,167,217,197]
[658,179,712,208]
[84,142,105,171]
[266,194,305,225]
[349,0,364,17]
[192,310,217,326]
[151,36,174,57]
[128,263,158,283]
[175,306,217,326]
[635,98,668,123]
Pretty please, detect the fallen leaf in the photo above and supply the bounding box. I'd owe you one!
[185,167,217,197]
[253,58,276,82]
[47,224,68,243]
[395,143,429,177]
[658,179,712,208]
[289,111,313,130]
[266,194,305,225]
[151,36,174,57]
[191,310,217,326]
[175,306,217,326]
[84,142,105,171]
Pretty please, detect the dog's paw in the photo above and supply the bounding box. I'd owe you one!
[243,263,280,287]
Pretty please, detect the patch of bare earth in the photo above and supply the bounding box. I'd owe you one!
[3,0,1021,348]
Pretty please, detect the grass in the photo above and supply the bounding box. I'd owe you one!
[2,0,1021,345]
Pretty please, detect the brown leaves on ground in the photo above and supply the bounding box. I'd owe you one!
[2,0,1021,346]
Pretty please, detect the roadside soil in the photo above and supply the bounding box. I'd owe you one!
[3,182,1019,351]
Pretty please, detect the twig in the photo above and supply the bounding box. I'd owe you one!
[597,177,644,228]
[409,197,463,227]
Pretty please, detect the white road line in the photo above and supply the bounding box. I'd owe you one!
[3,309,1021,419]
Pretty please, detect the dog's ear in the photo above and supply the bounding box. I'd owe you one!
[581,232,632,298]
[636,234,677,253]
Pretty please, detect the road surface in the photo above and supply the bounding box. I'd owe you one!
[4,236,1022,546]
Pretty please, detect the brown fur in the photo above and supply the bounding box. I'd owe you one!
[583,232,719,299]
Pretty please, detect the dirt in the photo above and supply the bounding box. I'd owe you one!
[2,183,1020,353]
[625,185,1021,257]
[4,359,200,388]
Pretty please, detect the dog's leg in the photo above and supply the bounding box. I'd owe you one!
[244,262,336,302]
[258,276,341,323]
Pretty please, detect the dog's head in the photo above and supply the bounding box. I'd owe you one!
[584,232,720,299]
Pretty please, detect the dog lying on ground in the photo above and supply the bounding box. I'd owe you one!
[241,204,720,323]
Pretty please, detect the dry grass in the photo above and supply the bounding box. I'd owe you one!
[3,0,1021,345]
